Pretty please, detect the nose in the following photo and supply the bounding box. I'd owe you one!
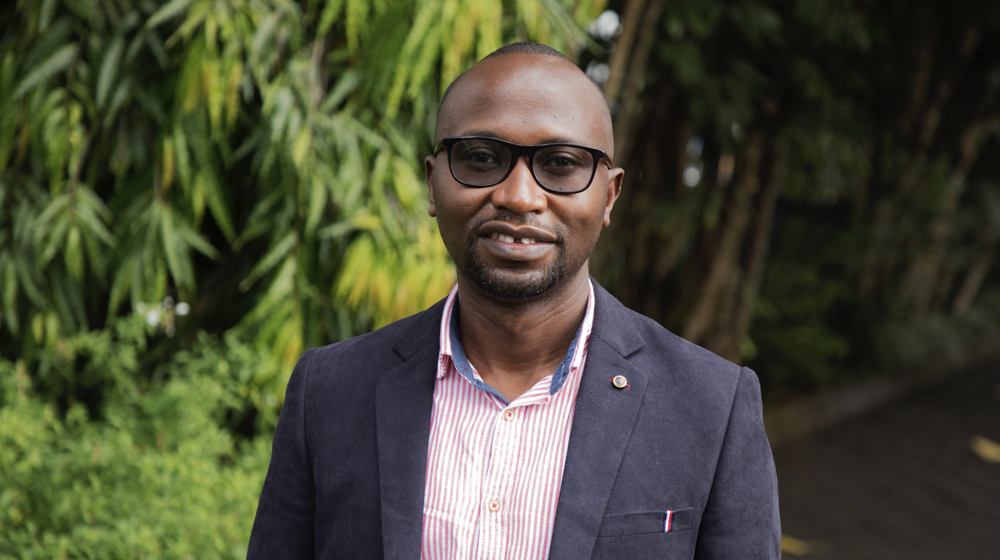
[489,156,548,214]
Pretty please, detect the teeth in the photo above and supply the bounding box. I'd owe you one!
[489,232,538,244]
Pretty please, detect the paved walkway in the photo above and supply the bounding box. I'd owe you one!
[774,361,1000,559]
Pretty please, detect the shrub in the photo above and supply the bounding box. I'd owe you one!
[0,318,272,559]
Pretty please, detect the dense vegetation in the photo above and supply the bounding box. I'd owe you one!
[589,0,1000,400]
[0,0,603,556]
[1,0,998,556]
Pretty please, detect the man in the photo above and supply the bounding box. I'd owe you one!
[248,43,780,559]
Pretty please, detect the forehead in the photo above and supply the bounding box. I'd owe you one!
[436,54,613,153]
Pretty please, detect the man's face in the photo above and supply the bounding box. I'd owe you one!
[425,54,623,301]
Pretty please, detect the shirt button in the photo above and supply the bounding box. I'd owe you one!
[488,499,501,512]
[503,409,515,421]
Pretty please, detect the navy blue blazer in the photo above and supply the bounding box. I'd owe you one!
[248,283,780,559]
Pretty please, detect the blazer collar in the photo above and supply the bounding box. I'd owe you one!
[548,282,649,559]
[376,301,444,559]
[375,284,649,559]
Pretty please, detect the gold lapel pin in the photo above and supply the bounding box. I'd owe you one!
[612,375,628,389]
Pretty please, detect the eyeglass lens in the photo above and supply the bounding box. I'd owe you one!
[450,138,595,193]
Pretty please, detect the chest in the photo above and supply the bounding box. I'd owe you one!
[420,367,582,560]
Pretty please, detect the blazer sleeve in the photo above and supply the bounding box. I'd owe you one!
[694,367,781,559]
[247,349,318,559]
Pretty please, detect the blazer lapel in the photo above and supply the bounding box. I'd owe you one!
[375,306,442,559]
[549,285,648,560]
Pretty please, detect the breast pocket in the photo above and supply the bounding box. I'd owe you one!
[596,507,695,538]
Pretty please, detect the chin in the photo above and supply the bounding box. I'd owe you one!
[462,254,566,301]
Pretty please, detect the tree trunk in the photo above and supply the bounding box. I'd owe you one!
[611,0,666,170]
[952,251,996,316]
[602,0,647,109]
[901,108,998,314]
[730,138,789,358]
[682,130,765,345]
[861,21,985,299]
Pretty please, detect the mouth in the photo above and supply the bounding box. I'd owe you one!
[476,221,558,262]
[478,221,558,244]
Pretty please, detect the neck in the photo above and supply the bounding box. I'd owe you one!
[456,268,591,402]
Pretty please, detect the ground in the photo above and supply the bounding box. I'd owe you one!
[775,361,1000,559]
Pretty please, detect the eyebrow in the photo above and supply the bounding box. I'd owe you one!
[460,130,580,145]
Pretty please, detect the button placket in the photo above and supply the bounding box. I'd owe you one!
[476,405,521,560]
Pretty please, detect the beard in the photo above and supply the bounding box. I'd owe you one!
[458,215,569,300]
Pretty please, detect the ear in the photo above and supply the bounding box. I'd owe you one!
[425,155,437,217]
[602,167,624,227]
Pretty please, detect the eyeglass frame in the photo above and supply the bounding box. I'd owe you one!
[432,136,613,195]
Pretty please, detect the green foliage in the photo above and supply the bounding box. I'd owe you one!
[0,0,602,397]
[0,317,271,559]
[753,261,851,394]
[0,0,606,555]
[594,0,1000,392]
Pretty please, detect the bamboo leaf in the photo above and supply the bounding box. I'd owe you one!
[304,176,326,238]
[64,225,84,281]
[22,18,72,70]
[50,269,78,333]
[102,77,131,129]
[319,69,361,113]
[345,0,368,54]
[239,255,297,325]
[147,0,196,29]
[159,204,194,289]
[75,190,116,246]
[39,0,58,32]
[239,231,299,291]
[35,193,71,231]
[224,61,242,132]
[13,44,77,99]
[292,128,312,169]
[39,213,71,268]
[175,220,219,259]
[317,0,346,37]
[2,260,19,333]
[199,170,235,242]
[107,254,137,318]
[96,35,124,109]
[386,3,440,119]
[81,225,107,278]
[143,28,170,68]
[235,191,284,248]
[13,253,47,308]
[173,122,192,188]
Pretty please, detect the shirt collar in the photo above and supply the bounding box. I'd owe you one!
[437,280,596,405]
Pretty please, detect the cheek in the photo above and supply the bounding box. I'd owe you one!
[431,184,490,244]
[557,198,609,253]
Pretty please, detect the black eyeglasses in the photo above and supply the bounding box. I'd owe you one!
[434,136,612,194]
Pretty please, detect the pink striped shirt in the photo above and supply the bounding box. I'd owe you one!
[421,282,595,560]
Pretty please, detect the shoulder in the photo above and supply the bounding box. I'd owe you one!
[287,299,445,401]
[307,299,444,368]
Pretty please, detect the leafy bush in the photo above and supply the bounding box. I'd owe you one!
[0,318,272,559]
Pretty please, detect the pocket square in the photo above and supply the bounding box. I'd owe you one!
[663,508,693,532]
[597,507,695,538]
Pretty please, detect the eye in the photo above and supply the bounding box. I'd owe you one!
[453,140,507,171]
[545,155,582,167]
[464,150,501,165]
[537,148,589,175]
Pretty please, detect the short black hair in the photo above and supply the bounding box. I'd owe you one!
[437,42,607,123]
[486,42,571,60]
